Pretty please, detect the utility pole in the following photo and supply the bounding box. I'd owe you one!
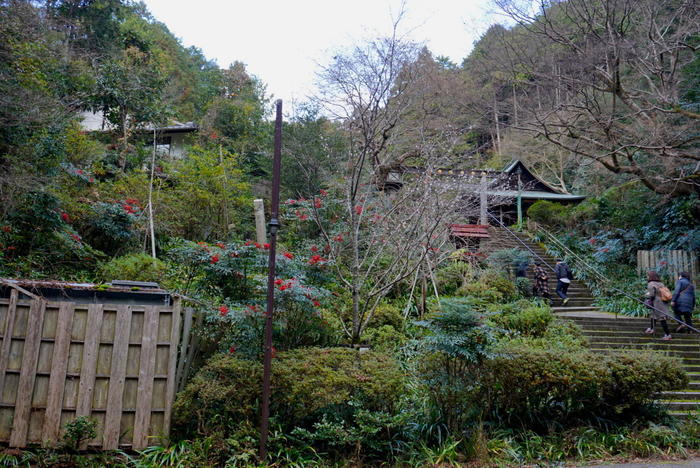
[259,99,283,461]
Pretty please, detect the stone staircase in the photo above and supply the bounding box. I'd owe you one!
[563,315,700,417]
[483,226,700,417]
[484,227,597,309]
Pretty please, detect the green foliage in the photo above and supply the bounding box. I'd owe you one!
[97,253,168,285]
[484,346,688,429]
[503,318,588,351]
[414,298,499,432]
[486,420,700,466]
[527,200,573,227]
[489,301,553,337]
[435,260,474,295]
[173,348,406,461]
[514,276,533,297]
[86,201,139,254]
[163,146,252,240]
[367,301,404,329]
[168,239,336,356]
[61,417,97,451]
[363,325,408,352]
[456,269,517,305]
[485,248,531,273]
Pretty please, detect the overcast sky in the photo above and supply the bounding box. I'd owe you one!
[141,0,502,115]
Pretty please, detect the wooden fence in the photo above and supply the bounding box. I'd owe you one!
[0,290,191,450]
[637,250,699,282]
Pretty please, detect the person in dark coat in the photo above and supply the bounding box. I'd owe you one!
[532,261,550,301]
[672,271,696,333]
[554,259,572,305]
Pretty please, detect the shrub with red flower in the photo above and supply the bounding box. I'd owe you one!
[171,238,333,357]
[354,205,363,215]
[60,212,71,223]
[308,254,326,266]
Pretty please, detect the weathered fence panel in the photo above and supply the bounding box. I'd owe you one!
[637,250,699,281]
[0,295,184,449]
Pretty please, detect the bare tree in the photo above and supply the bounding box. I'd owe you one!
[311,20,485,342]
[491,0,700,196]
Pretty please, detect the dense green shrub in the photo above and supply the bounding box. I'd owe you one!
[415,298,499,432]
[457,270,517,305]
[489,302,553,337]
[435,261,474,295]
[527,200,572,227]
[174,348,406,439]
[85,201,139,254]
[483,346,688,429]
[503,319,587,351]
[363,324,408,351]
[515,276,533,297]
[486,420,700,466]
[367,301,404,329]
[97,253,169,285]
[485,248,531,274]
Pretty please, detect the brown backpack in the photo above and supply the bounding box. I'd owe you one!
[659,286,673,302]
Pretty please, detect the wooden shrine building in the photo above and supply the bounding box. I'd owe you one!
[485,160,585,225]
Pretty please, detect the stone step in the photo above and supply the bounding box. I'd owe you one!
[552,306,601,312]
[586,336,700,345]
[579,325,700,346]
[589,347,700,359]
[659,391,700,400]
[584,328,695,336]
[551,300,595,306]
[588,342,700,351]
[669,411,695,419]
[565,319,655,328]
[658,401,700,411]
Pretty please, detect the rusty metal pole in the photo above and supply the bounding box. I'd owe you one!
[259,99,283,461]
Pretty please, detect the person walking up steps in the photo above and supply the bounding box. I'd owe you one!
[533,261,550,302]
[555,259,572,305]
[672,271,696,333]
[644,270,672,340]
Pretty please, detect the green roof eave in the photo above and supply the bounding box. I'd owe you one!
[485,190,586,201]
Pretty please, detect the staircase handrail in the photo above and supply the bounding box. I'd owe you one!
[487,213,558,274]
[524,221,700,335]
[527,221,611,291]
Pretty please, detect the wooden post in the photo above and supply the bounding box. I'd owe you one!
[254,199,266,244]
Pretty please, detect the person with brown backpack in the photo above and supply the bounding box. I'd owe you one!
[644,270,672,340]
